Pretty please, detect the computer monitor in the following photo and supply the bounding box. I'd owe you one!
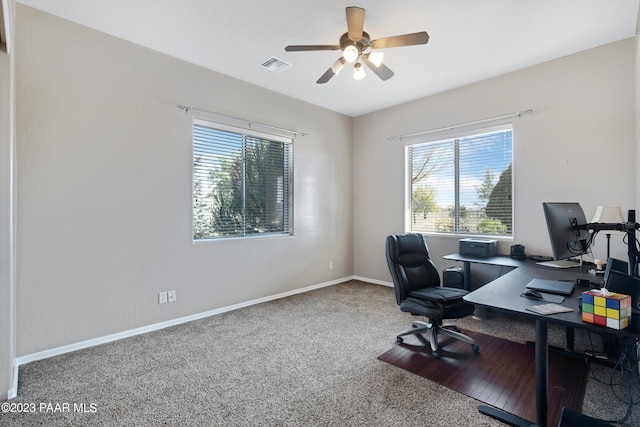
[543,202,590,261]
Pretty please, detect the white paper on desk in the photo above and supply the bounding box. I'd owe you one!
[526,303,573,315]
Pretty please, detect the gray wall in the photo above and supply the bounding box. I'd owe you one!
[4,3,640,397]
[353,38,637,285]
[637,13,640,213]
[15,5,353,356]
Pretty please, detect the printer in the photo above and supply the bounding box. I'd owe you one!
[459,238,498,258]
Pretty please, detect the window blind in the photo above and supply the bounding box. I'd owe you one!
[193,121,292,240]
[407,127,513,236]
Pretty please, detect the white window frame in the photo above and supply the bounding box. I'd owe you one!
[404,124,513,238]
[192,118,293,241]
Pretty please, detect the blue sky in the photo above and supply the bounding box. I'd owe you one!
[412,130,512,209]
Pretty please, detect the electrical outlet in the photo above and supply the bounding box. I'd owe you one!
[159,292,168,304]
[329,261,334,270]
[168,290,176,303]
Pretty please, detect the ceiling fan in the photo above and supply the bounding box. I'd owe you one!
[284,6,429,84]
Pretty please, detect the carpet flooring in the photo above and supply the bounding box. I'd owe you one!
[2,281,639,426]
[378,329,589,426]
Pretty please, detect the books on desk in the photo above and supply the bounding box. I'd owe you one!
[526,303,573,315]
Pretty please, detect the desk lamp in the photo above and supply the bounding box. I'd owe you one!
[591,206,625,259]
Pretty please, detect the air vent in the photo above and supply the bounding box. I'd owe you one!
[260,57,292,73]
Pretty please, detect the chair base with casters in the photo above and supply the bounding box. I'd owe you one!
[396,293,479,358]
[396,319,479,359]
[385,233,479,359]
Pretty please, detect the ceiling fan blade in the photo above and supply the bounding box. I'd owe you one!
[362,57,395,81]
[370,31,429,49]
[285,45,340,52]
[316,67,335,84]
[346,6,365,40]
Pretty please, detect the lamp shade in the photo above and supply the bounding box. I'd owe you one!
[330,57,345,75]
[353,63,366,80]
[368,51,384,67]
[343,45,358,63]
[591,206,625,224]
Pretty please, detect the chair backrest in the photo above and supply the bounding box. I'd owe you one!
[385,233,440,305]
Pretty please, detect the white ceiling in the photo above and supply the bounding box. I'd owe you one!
[18,0,640,117]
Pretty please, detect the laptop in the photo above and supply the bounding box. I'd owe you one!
[526,278,575,296]
[536,259,581,269]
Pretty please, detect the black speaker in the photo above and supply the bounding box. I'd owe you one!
[510,244,526,259]
[443,267,465,289]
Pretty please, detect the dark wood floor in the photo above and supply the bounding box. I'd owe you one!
[378,329,589,426]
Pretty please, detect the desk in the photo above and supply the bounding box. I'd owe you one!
[443,253,532,290]
[464,266,640,427]
[443,253,597,291]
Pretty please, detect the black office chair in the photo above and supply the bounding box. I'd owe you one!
[385,233,479,358]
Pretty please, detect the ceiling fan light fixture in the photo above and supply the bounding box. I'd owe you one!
[368,51,384,67]
[353,63,366,80]
[331,57,346,75]
[343,45,359,63]
[284,6,429,84]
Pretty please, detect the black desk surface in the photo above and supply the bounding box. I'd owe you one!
[444,253,602,285]
[443,253,597,271]
[443,253,531,268]
[464,266,640,336]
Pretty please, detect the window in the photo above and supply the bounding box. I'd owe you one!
[406,125,513,236]
[192,119,293,240]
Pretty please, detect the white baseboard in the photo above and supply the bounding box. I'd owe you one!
[353,275,393,287]
[15,276,353,369]
[7,364,17,399]
[10,275,401,399]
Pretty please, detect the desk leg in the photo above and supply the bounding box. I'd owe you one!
[463,261,471,291]
[478,405,536,427]
[565,326,574,352]
[535,319,549,427]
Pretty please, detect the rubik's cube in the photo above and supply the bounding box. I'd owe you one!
[582,290,632,330]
